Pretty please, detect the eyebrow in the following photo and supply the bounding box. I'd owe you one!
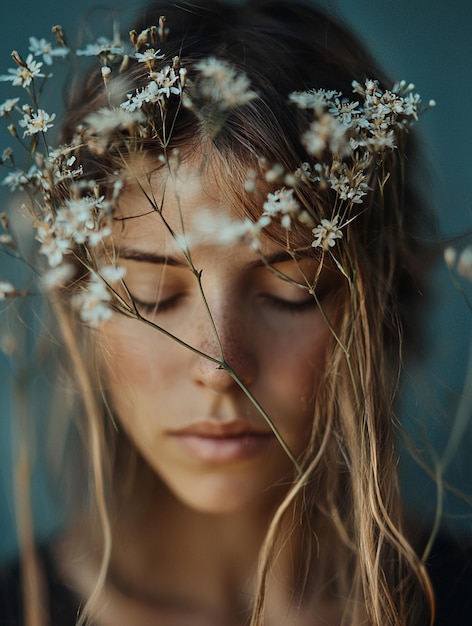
[118,248,187,267]
[118,248,314,268]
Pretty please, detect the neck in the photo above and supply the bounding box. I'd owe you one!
[110,473,285,612]
[58,465,344,624]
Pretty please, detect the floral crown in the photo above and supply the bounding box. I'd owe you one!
[0,18,436,327]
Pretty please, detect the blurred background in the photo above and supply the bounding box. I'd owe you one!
[0,0,471,560]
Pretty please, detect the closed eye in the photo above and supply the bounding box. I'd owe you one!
[132,293,185,315]
[262,293,317,313]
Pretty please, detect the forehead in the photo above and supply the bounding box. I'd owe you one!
[112,156,314,257]
[114,161,237,246]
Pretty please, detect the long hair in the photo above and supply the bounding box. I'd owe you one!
[48,1,434,624]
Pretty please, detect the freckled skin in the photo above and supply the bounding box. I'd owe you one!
[100,165,340,515]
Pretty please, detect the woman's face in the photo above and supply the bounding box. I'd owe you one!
[100,163,342,514]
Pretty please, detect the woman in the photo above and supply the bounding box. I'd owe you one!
[1,0,470,624]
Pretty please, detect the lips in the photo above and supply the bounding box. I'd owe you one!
[168,420,274,463]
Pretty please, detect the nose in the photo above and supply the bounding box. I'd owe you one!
[189,301,258,393]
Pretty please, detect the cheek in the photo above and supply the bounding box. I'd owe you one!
[100,318,175,386]
[266,316,331,390]
[98,318,183,423]
[260,317,333,445]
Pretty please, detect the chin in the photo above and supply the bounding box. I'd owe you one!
[161,470,284,516]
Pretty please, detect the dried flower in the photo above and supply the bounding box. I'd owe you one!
[28,36,69,65]
[0,281,17,299]
[457,247,472,283]
[312,216,343,251]
[443,247,457,269]
[0,53,45,87]
[19,108,56,136]
[0,98,19,117]
[191,57,257,110]
[263,188,301,229]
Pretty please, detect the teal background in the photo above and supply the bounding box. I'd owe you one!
[1,0,471,560]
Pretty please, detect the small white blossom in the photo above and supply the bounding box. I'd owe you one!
[19,108,56,136]
[238,216,271,250]
[152,65,181,98]
[327,161,370,204]
[72,272,113,326]
[28,37,69,65]
[0,333,17,356]
[85,107,145,135]
[262,188,300,229]
[0,281,17,299]
[76,38,124,59]
[443,247,457,268]
[457,246,472,283]
[121,75,173,111]
[0,54,44,87]
[312,216,343,251]
[0,234,15,249]
[302,112,350,158]
[289,88,340,112]
[100,264,126,283]
[328,97,360,126]
[134,48,165,68]
[188,210,270,251]
[2,169,29,190]
[35,195,112,267]
[192,57,257,110]
[0,98,19,117]
[42,263,74,291]
[101,66,112,79]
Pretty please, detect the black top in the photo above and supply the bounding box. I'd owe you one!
[1,532,471,625]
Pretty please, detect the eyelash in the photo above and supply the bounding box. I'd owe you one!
[263,294,317,314]
[133,292,325,316]
[133,294,184,315]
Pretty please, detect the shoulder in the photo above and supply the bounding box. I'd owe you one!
[425,530,472,626]
[0,544,80,626]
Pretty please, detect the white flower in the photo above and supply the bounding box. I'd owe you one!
[85,107,145,135]
[237,216,271,250]
[302,112,350,158]
[35,218,71,267]
[134,48,165,68]
[365,127,396,152]
[443,247,457,269]
[262,188,300,229]
[457,246,472,283]
[327,161,370,204]
[121,88,150,111]
[0,54,44,87]
[312,216,343,251]
[0,98,19,117]
[72,271,115,326]
[0,281,17,299]
[100,264,126,283]
[152,65,181,98]
[121,78,165,111]
[2,169,29,190]
[289,88,340,111]
[0,234,15,249]
[188,210,269,251]
[35,195,112,267]
[19,108,56,136]
[192,57,257,110]
[328,97,360,126]
[42,263,74,291]
[28,37,69,65]
[76,38,124,58]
